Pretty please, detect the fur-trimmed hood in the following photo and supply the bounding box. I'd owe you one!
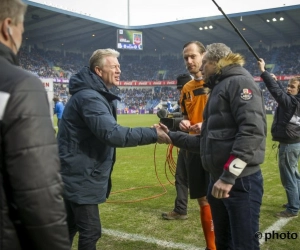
[216,53,245,74]
[205,53,248,90]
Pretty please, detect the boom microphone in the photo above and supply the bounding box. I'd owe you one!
[211,0,260,61]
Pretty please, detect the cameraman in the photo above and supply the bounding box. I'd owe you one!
[161,74,191,221]
[166,41,215,250]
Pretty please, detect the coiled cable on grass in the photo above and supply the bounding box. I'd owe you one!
[106,143,178,203]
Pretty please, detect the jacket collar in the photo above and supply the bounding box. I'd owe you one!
[69,66,121,102]
[0,42,19,66]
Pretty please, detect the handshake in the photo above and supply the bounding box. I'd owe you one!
[153,121,201,155]
[153,119,203,144]
[153,123,172,144]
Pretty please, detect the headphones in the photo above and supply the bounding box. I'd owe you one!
[7,27,12,35]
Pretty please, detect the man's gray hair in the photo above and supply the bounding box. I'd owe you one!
[89,48,120,72]
[0,0,27,24]
[205,43,232,62]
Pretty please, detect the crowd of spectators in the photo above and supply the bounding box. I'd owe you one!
[237,45,300,76]
[19,45,299,111]
[19,45,300,81]
[110,86,180,111]
[19,47,56,78]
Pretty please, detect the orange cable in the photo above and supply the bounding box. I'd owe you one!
[106,143,177,203]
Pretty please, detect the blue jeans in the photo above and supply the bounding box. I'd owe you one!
[278,142,300,215]
[64,200,101,250]
[207,171,263,250]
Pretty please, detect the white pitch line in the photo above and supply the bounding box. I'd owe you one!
[103,228,204,250]
[259,217,293,245]
[104,217,294,249]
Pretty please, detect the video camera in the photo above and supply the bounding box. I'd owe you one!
[157,110,183,131]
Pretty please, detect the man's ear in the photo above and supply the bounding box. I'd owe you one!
[0,19,11,40]
[94,66,102,76]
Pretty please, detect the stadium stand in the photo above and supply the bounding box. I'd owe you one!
[19,45,300,80]
[19,44,299,113]
[19,2,300,114]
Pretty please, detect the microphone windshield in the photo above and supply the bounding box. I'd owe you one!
[157,109,168,118]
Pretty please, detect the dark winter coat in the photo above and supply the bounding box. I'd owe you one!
[0,42,70,250]
[168,54,266,185]
[261,71,300,143]
[58,66,157,204]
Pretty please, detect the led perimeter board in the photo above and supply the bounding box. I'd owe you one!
[117,29,143,50]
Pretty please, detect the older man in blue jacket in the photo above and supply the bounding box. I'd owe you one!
[57,48,170,250]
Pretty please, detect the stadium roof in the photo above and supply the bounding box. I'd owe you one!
[23,1,300,55]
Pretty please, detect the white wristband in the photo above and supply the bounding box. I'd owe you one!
[228,158,247,176]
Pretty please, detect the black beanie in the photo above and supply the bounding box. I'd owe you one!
[176,74,192,89]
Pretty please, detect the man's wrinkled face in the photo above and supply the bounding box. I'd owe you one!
[97,56,121,89]
[200,54,217,82]
[183,43,204,76]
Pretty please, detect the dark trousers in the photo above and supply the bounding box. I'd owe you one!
[64,199,101,250]
[174,149,189,215]
[207,170,263,250]
[187,151,210,199]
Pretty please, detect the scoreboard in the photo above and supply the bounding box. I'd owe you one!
[117,29,143,50]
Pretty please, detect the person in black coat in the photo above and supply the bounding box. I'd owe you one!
[57,48,170,250]
[258,58,300,218]
[158,43,266,250]
[0,1,70,249]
